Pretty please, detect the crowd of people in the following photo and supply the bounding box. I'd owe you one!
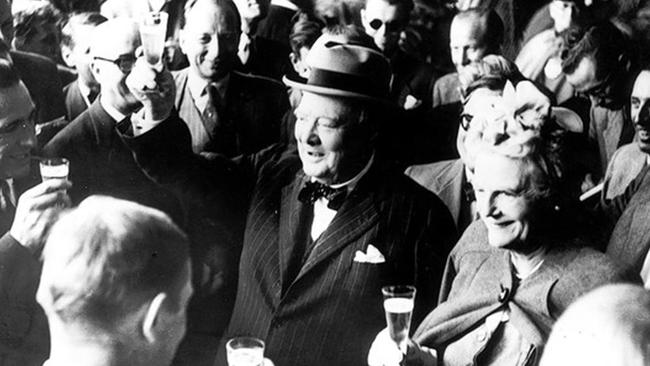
[2,0,650,365]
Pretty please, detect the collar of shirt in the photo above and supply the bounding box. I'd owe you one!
[148,0,169,12]
[77,81,93,108]
[310,153,374,240]
[100,96,127,123]
[511,246,547,281]
[187,72,230,111]
[271,0,299,10]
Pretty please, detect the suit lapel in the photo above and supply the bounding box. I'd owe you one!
[278,171,310,289]
[294,166,382,282]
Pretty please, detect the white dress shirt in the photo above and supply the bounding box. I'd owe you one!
[310,154,374,241]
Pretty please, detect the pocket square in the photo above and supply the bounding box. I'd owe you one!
[354,244,386,264]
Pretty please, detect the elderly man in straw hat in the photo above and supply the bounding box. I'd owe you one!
[118,30,457,366]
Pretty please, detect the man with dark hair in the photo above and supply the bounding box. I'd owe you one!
[230,0,291,79]
[59,12,107,121]
[0,59,71,366]
[37,196,193,366]
[177,0,289,155]
[562,21,635,183]
[432,7,504,108]
[120,32,456,366]
[12,2,64,64]
[360,0,435,109]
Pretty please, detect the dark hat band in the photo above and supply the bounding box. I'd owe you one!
[306,67,390,99]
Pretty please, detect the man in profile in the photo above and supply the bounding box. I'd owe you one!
[37,196,193,366]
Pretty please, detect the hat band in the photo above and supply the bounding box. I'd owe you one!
[307,68,389,99]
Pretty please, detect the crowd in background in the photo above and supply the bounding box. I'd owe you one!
[2,0,650,365]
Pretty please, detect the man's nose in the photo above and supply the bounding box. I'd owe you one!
[206,36,220,56]
[295,117,319,145]
[637,101,650,126]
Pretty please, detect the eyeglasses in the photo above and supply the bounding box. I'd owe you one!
[93,54,137,74]
[368,19,403,33]
[460,113,473,131]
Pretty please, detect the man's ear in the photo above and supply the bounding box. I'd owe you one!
[61,45,75,68]
[360,9,367,26]
[289,52,300,72]
[142,292,167,343]
[178,29,188,55]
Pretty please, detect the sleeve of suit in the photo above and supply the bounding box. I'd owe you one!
[0,232,42,355]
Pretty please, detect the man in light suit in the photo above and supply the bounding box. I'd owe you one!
[176,0,289,156]
[119,33,457,366]
[0,59,71,366]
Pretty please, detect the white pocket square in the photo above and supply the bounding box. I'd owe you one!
[354,245,385,264]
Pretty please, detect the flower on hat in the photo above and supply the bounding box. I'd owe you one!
[468,80,552,157]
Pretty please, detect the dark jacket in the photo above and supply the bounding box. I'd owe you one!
[117,115,458,366]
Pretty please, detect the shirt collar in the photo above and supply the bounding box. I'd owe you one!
[77,81,93,107]
[99,96,127,123]
[187,71,230,101]
[311,152,375,193]
[271,0,299,10]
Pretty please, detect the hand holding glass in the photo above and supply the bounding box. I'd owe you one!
[382,285,416,354]
[226,337,265,366]
[139,11,168,68]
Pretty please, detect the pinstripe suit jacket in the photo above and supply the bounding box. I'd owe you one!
[118,116,457,366]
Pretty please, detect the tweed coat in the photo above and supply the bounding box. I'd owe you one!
[173,69,289,156]
[414,220,636,365]
[117,115,458,366]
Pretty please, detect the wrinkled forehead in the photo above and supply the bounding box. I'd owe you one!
[90,18,140,59]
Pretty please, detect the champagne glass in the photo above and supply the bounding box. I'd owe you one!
[226,337,265,366]
[382,285,416,353]
[138,11,168,69]
[39,158,69,182]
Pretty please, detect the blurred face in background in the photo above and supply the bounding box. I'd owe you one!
[449,15,489,73]
[62,23,101,91]
[0,82,36,179]
[549,0,580,33]
[631,70,650,154]
[233,0,270,23]
[361,0,409,56]
[180,0,241,81]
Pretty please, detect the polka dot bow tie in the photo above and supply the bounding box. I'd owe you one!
[298,181,348,210]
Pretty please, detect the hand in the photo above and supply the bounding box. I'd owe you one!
[10,179,72,256]
[126,57,176,122]
[368,328,437,366]
[368,328,404,366]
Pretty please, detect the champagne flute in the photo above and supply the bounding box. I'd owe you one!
[382,285,416,354]
[138,11,168,70]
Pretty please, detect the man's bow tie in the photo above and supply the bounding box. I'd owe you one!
[298,181,347,210]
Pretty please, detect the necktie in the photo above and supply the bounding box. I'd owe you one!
[201,83,221,135]
[87,88,99,104]
[238,33,251,65]
[298,181,347,210]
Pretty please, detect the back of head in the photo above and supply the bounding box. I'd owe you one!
[541,284,650,366]
[453,7,504,55]
[37,196,190,334]
[12,2,63,60]
[289,12,324,55]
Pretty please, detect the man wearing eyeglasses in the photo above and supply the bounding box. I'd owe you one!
[175,0,289,156]
[43,17,180,217]
[360,0,435,110]
[562,21,635,184]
